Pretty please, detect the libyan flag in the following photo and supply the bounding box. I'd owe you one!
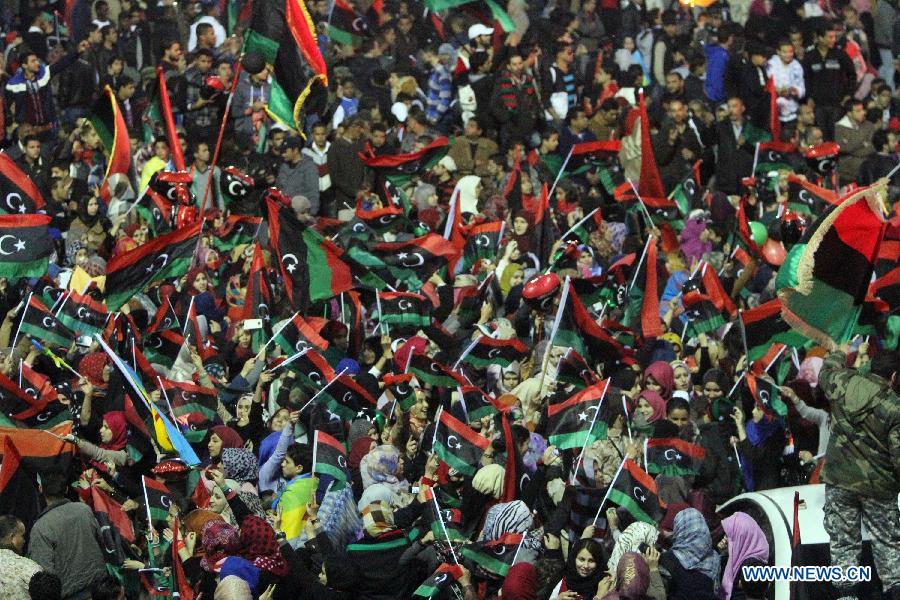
[744,372,788,418]
[267,198,355,309]
[142,475,173,525]
[274,313,330,356]
[0,152,46,214]
[778,185,888,347]
[546,380,611,450]
[313,430,349,490]
[379,291,432,332]
[57,290,107,337]
[0,214,54,278]
[424,0,516,32]
[413,563,464,598]
[105,220,202,310]
[462,336,528,369]
[463,220,504,270]
[460,532,523,578]
[457,385,499,422]
[20,295,74,348]
[740,299,806,362]
[385,372,417,411]
[433,408,489,476]
[786,174,839,216]
[409,354,465,389]
[90,85,132,200]
[556,348,600,390]
[608,458,664,524]
[360,137,450,182]
[645,438,706,476]
[0,437,43,529]
[161,379,218,444]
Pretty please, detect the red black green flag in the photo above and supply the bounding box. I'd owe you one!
[322,374,376,420]
[148,298,180,333]
[645,438,706,476]
[161,378,218,444]
[786,174,839,216]
[328,0,372,46]
[739,299,805,362]
[143,330,184,369]
[360,137,450,178]
[368,233,461,290]
[134,188,173,236]
[682,262,737,337]
[457,385,500,422]
[463,221,504,271]
[0,214,54,278]
[409,353,466,389]
[274,313,329,356]
[557,280,631,367]
[779,186,888,347]
[91,480,136,546]
[755,141,797,173]
[384,372,417,411]
[459,532,522,577]
[413,563,464,598]
[212,214,262,253]
[623,237,663,340]
[546,380,610,450]
[287,348,337,391]
[556,348,600,390]
[737,199,764,259]
[0,153,46,214]
[503,154,523,216]
[379,291,432,332]
[744,372,788,418]
[455,272,494,327]
[0,421,75,475]
[242,243,275,350]
[142,475,173,525]
[313,429,349,489]
[461,336,528,369]
[90,85,132,201]
[20,362,58,404]
[0,437,43,529]
[105,220,202,310]
[57,290,107,337]
[20,295,75,348]
[608,458,664,524]
[433,408,490,475]
[267,198,355,309]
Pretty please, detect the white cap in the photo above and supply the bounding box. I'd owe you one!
[391,102,408,122]
[468,23,494,40]
[438,155,457,172]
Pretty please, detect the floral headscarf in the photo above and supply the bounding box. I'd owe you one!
[200,520,240,572]
[601,552,651,600]
[238,515,288,577]
[607,522,659,573]
[360,445,401,488]
[222,448,258,483]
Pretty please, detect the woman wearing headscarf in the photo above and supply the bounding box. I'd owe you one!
[670,360,692,393]
[359,444,406,493]
[734,404,785,491]
[607,522,659,574]
[695,368,729,424]
[237,515,288,581]
[643,361,675,402]
[598,551,667,600]
[70,410,128,469]
[185,519,242,598]
[549,538,607,600]
[341,501,416,599]
[208,426,244,464]
[719,512,769,600]
[496,562,538,600]
[633,390,667,435]
[67,194,113,258]
[658,508,719,600]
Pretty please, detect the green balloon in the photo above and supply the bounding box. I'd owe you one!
[775,243,804,292]
[749,221,768,247]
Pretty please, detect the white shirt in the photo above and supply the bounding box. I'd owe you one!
[766,56,806,122]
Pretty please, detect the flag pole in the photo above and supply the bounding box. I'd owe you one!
[431,492,460,564]
[297,366,350,412]
[569,380,610,485]
[592,455,627,525]
[53,290,71,317]
[199,60,243,221]
[431,406,443,451]
[622,395,633,443]
[752,142,760,174]
[142,476,154,530]
[727,372,745,398]
[510,531,527,566]
[312,430,319,477]
[452,335,482,371]
[629,236,652,292]
[10,292,32,350]
[157,377,179,428]
[626,179,655,228]
[548,145,575,200]
[266,347,310,373]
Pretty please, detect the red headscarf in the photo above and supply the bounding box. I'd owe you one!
[238,515,288,577]
[500,562,538,600]
[101,411,128,451]
[644,361,674,401]
[79,352,109,387]
[637,390,667,423]
[210,425,244,451]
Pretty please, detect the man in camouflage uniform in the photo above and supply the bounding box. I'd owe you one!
[819,348,900,600]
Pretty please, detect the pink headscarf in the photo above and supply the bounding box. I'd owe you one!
[637,390,667,423]
[797,357,824,388]
[721,512,770,600]
[644,361,674,401]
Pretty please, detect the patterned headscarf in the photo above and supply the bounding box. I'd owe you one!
[238,515,288,577]
[607,522,659,573]
[200,520,240,572]
[478,500,533,542]
[222,448,258,482]
[361,501,395,537]
[670,508,720,583]
[360,445,401,487]
[601,552,651,600]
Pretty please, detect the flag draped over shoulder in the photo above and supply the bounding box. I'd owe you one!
[779,184,888,347]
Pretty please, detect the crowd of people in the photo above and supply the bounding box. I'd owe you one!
[0,0,898,599]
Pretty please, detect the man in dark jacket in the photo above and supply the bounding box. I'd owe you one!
[490,51,540,151]
[713,97,762,195]
[858,130,900,194]
[802,24,857,140]
[327,116,366,218]
[27,471,108,600]
[819,348,900,600]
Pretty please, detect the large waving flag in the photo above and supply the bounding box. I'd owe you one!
[0,214,54,278]
[779,185,889,347]
[90,85,132,200]
[546,380,610,450]
[0,437,43,528]
[279,476,319,539]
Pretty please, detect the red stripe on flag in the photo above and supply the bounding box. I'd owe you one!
[439,410,489,450]
[647,437,706,459]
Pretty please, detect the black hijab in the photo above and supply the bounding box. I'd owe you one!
[564,538,607,596]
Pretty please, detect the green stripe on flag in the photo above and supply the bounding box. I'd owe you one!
[58,314,102,336]
[608,489,656,525]
[460,547,510,577]
[433,440,477,476]
[347,537,409,552]
[3,257,49,279]
[243,30,278,64]
[21,323,71,348]
[328,25,362,46]
[647,463,698,477]
[314,463,348,487]
[484,0,516,31]
[267,78,297,130]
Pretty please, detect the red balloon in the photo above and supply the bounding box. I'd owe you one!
[762,238,787,266]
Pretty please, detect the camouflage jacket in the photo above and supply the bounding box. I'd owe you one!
[819,351,900,499]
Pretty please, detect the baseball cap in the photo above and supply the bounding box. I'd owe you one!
[468,23,494,39]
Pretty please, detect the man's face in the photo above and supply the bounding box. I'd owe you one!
[217,62,233,83]
[312,127,327,147]
[665,74,682,94]
[97,2,110,18]
[166,42,183,62]
[105,27,118,44]
[24,54,40,74]
[465,119,481,139]
[398,16,413,34]
[119,82,135,100]
[508,55,524,76]
[571,111,588,131]
[371,129,386,146]
[544,132,559,152]
[669,101,688,123]
[88,28,102,45]
[664,23,678,37]
[850,103,866,123]
[818,30,836,49]
[342,81,355,97]
[798,104,815,125]
[201,28,216,46]
[196,143,210,163]
[196,55,213,73]
[25,140,41,160]
[807,128,824,146]
[558,45,574,65]
[155,141,170,160]
[109,58,123,75]
[728,98,745,121]
[777,44,794,64]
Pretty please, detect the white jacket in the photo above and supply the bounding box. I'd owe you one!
[766,56,805,122]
